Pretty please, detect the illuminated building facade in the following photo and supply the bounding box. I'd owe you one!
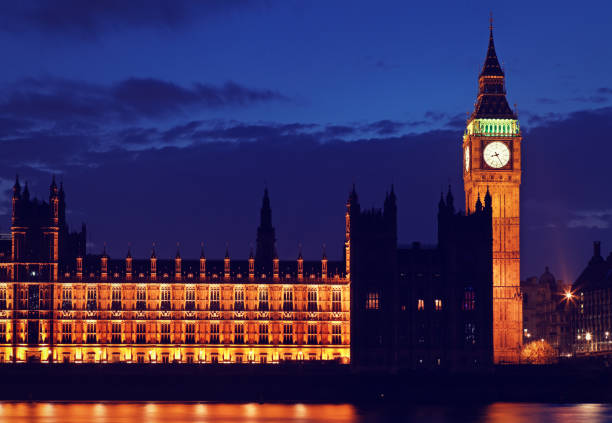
[521,268,572,356]
[572,242,612,356]
[463,22,522,363]
[0,180,349,363]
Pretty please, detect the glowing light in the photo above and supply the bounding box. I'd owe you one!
[586,332,592,341]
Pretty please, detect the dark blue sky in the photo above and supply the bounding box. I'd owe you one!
[0,0,611,282]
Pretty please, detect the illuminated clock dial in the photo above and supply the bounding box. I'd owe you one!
[483,141,510,169]
[464,146,470,172]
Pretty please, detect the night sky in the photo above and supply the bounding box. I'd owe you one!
[0,1,611,283]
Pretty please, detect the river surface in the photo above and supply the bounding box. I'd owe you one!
[0,402,611,422]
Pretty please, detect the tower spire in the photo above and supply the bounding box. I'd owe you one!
[255,187,276,271]
[470,17,516,120]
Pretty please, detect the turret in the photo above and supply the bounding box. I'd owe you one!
[445,185,454,213]
[175,243,182,281]
[58,181,66,228]
[126,245,133,281]
[255,188,276,272]
[345,185,360,278]
[76,255,83,281]
[199,242,206,281]
[321,244,328,281]
[297,245,304,282]
[101,244,108,281]
[11,175,21,224]
[248,247,255,281]
[484,186,492,211]
[22,181,30,202]
[273,246,279,281]
[475,193,483,213]
[50,175,59,226]
[224,245,230,280]
[150,243,157,281]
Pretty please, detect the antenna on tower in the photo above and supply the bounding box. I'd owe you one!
[489,11,494,32]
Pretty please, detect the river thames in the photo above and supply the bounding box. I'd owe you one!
[0,403,610,422]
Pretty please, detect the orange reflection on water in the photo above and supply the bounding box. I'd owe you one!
[0,402,359,423]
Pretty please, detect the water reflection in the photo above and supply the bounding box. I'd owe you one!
[0,402,612,422]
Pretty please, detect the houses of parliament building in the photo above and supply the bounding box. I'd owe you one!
[0,23,520,367]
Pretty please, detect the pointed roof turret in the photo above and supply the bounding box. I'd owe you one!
[256,188,276,269]
[446,185,454,212]
[470,17,516,120]
[151,242,157,259]
[475,193,483,212]
[175,242,181,259]
[13,174,21,196]
[484,186,492,210]
[126,244,132,258]
[480,15,504,78]
[225,243,230,259]
[200,242,206,259]
[50,175,58,194]
[22,181,30,201]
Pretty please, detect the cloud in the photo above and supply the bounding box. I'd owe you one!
[568,210,612,229]
[0,1,254,38]
[0,77,288,124]
[362,120,405,135]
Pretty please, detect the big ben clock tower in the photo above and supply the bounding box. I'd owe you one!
[463,20,522,364]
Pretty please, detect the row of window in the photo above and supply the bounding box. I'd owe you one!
[49,322,344,345]
[55,286,342,312]
[365,288,477,311]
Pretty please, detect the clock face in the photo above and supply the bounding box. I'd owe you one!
[464,146,470,172]
[483,141,510,169]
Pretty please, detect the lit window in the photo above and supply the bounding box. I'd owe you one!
[209,286,220,311]
[417,299,424,311]
[136,322,146,343]
[463,287,476,311]
[332,289,341,312]
[61,286,72,310]
[366,292,379,310]
[258,287,269,311]
[283,323,293,344]
[283,288,293,311]
[136,285,146,310]
[160,322,171,344]
[332,324,342,345]
[234,323,244,344]
[86,322,97,343]
[209,323,220,344]
[185,323,195,344]
[465,322,477,345]
[185,286,195,311]
[86,286,97,311]
[61,323,72,343]
[111,286,122,310]
[160,285,171,311]
[111,322,121,343]
[307,323,318,345]
[234,287,244,311]
[258,323,269,344]
[434,299,442,311]
[308,288,318,312]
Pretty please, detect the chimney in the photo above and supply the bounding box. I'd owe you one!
[594,241,602,258]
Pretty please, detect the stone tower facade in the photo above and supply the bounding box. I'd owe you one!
[463,22,522,364]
